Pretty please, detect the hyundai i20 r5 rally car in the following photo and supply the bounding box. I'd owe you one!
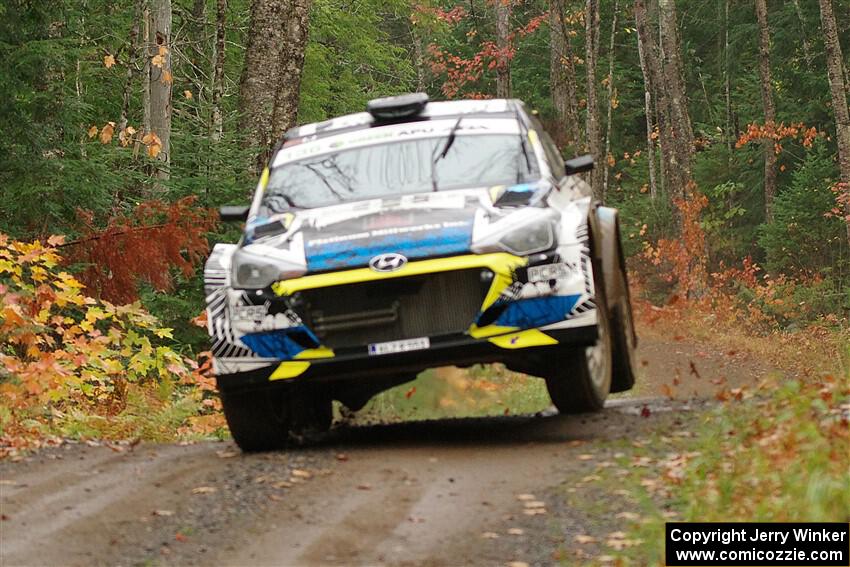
[206,93,637,450]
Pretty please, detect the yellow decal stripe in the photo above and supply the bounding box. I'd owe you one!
[468,324,520,339]
[259,167,270,189]
[488,329,558,349]
[293,346,335,360]
[269,361,310,381]
[272,252,526,296]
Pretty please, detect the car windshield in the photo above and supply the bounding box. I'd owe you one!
[261,133,539,212]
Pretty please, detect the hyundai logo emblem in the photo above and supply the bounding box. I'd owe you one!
[369,253,407,272]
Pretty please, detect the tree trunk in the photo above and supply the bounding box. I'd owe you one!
[211,0,227,142]
[142,7,151,139]
[270,0,311,143]
[634,0,657,199]
[791,0,814,66]
[239,0,292,170]
[495,0,512,98]
[818,0,850,245]
[412,21,426,93]
[148,0,172,182]
[658,0,694,200]
[724,0,732,152]
[119,0,144,134]
[550,0,582,149]
[602,0,619,199]
[635,0,675,199]
[755,0,777,221]
[585,0,604,198]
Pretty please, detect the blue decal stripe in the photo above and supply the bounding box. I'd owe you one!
[490,295,581,330]
[240,326,320,359]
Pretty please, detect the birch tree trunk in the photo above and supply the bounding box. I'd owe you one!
[119,0,144,133]
[755,0,777,221]
[724,0,732,152]
[412,22,426,93]
[585,0,604,198]
[602,0,619,199]
[550,0,581,149]
[495,0,512,98]
[634,0,657,199]
[818,0,850,245]
[635,0,675,199]
[211,0,227,142]
[148,0,172,182]
[791,0,814,66]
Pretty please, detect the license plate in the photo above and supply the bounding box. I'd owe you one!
[368,337,430,356]
[527,262,575,283]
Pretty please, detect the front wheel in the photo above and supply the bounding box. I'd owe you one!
[220,387,331,452]
[545,297,613,413]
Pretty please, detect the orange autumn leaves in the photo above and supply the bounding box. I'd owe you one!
[87,122,162,158]
[96,45,173,158]
[736,121,820,155]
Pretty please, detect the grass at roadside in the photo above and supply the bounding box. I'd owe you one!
[345,364,552,424]
[543,306,850,565]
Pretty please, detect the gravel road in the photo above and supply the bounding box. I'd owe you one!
[0,334,773,567]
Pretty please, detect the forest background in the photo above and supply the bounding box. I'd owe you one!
[0,0,848,446]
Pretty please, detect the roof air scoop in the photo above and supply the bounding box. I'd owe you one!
[367,93,429,122]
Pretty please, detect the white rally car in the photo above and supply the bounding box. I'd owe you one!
[206,94,637,450]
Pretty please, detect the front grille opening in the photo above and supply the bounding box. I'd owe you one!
[300,269,489,349]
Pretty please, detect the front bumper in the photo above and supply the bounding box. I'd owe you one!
[215,325,597,392]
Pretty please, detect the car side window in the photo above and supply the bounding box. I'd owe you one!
[527,114,566,179]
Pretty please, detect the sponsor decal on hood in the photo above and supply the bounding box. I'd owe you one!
[301,207,475,271]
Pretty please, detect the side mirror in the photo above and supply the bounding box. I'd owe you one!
[219,205,249,222]
[564,154,594,175]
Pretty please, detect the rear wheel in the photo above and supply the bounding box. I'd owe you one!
[545,293,613,413]
[220,387,331,452]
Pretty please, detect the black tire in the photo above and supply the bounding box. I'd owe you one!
[545,291,614,413]
[610,255,637,393]
[220,387,332,452]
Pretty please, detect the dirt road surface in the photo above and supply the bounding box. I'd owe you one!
[1,333,774,566]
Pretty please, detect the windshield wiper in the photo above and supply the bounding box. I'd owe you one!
[431,116,463,191]
[265,193,299,213]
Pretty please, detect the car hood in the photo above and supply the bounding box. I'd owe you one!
[242,185,553,273]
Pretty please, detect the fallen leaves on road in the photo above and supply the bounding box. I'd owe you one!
[356,483,372,490]
[574,534,598,544]
[335,453,349,461]
[481,531,500,539]
[507,527,525,535]
[515,493,535,501]
[216,450,238,459]
[152,509,174,516]
[191,486,217,494]
[291,469,312,479]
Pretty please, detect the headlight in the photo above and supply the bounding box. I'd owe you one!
[498,222,555,256]
[230,245,305,289]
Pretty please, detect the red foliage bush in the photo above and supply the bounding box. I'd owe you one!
[62,196,217,303]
